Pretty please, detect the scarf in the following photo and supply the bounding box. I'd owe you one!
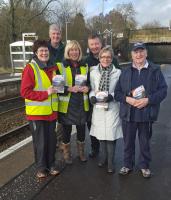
[31,56,56,69]
[98,64,113,91]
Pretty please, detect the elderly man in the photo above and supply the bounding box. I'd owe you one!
[114,42,167,178]
[48,24,65,64]
[84,33,119,158]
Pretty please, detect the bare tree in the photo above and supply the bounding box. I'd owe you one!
[0,0,58,67]
[86,15,102,33]
[116,2,137,29]
[50,0,84,26]
[0,0,59,42]
[141,20,162,29]
[86,2,137,35]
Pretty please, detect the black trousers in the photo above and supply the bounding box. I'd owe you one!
[62,124,86,144]
[87,121,100,153]
[29,120,57,171]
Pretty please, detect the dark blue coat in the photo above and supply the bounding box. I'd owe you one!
[114,61,167,122]
[48,41,65,64]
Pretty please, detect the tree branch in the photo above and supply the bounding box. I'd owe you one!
[27,0,59,22]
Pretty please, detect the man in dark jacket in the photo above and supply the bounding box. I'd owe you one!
[85,34,119,69]
[48,24,65,64]
[114,42,167,178]
[84,33,119,158]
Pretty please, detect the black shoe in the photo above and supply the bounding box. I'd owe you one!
[89,150,99,158]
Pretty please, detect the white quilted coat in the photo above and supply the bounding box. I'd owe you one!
[89,65,123,141]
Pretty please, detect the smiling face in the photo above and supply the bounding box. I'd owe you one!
[49,28,62,47]
[131,48,147,67]
[68,47,80,61]
[88,37,102,56]
[36,47,49,63]
[99,51,112,68]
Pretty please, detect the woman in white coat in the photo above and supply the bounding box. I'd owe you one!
[89,46,123,173]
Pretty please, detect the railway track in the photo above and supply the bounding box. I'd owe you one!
[0,95,28,152]
[0,123,31,152]
[0,123,29,143]
[0,105,25,116]
[0,106,27,133]
[0,96,24,114]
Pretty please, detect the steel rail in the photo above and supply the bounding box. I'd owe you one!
[0,96,22,103]
[0,123,29,143]
[0,106,25,116]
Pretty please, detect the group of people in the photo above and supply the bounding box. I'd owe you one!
[21,24,167,179]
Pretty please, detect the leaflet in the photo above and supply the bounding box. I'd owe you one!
[95,91,108,109]
[131,85,145,99]
[75,74,87,87]
[52,75,65,93]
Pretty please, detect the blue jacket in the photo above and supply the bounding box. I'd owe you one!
[114,61,167,122]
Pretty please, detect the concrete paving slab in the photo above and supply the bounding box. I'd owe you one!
[0,142,34,187]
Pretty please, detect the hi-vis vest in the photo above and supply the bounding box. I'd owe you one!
[57,62,89,113]
[25,62,58,115]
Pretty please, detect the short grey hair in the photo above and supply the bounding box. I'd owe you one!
[49,24,61,34]
[99,46,114,59]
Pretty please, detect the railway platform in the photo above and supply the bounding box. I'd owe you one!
[0,65,171,200]
[0,76,21,100]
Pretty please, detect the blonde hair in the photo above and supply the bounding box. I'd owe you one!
[64,40,82,61]
[99,46,114,59]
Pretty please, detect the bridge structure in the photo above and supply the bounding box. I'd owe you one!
[129,27,171,63]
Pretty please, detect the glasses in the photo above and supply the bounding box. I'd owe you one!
[37,49,49,53]
[100,56,112,60]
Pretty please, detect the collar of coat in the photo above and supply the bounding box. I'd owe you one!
[62,59,86,68]
[97,63,119,74]
[48,40,65,51]
[31,57,56,70]
[125,60,160,73]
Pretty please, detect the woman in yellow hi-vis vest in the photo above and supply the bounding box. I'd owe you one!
[21,40,60,179]
[57,40,89,164]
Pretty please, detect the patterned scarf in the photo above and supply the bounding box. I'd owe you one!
[98,64,113,91]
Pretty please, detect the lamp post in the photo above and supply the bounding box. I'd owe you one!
[65,21,70,43]
[109,21,112,47]
[110,30,113,47]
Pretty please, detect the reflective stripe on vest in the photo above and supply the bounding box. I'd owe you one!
[25,62,58,115]
[57,62,89,113]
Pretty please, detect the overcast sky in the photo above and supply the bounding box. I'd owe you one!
[83,0,171,27]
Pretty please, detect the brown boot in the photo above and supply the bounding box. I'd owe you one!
[60,143,72,164]
[77,141,87,162]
